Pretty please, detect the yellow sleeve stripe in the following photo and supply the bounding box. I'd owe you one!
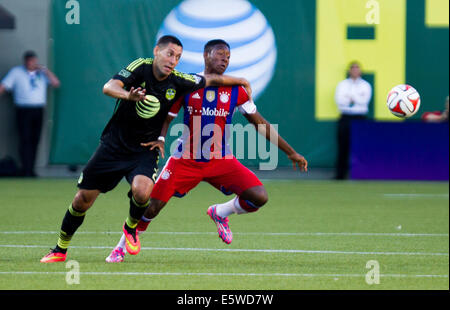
[126,58,153,72]
[126,58,144,72]
[172,70,196,83]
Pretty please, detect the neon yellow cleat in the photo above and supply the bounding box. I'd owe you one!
[40,249,67,263]
[122,223,140,255]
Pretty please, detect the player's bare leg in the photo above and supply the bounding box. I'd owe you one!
[238,186,269,210]
[208,185,268,244]
[41,189,100,263]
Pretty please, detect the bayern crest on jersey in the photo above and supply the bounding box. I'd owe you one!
[161,169,171,180]
[220,91,230,103]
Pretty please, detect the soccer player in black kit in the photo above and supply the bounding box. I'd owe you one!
[41,35,251,262]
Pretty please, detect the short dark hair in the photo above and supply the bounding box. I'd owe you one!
[23,50,37,61]
[156,35,183,48]
[204,39,230,54]
[348,60,361,70]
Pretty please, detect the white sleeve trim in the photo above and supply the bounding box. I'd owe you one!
[238,100,257,114]
[168,112,178,117]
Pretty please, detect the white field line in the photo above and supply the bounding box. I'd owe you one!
[0,231,448,237]
[383,193,449,198]
[0,244,447,256]
[0,271,447,279]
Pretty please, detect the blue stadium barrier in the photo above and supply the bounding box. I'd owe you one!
[351,121,449,181]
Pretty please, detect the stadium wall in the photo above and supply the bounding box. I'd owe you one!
[5,0,447,174]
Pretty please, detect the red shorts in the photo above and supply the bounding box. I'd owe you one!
[151,156,263,203]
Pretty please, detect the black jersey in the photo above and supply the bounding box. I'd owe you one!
[100,58,206,154]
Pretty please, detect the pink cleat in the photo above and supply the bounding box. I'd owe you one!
[105,247,125,263]
[207,205,233,244]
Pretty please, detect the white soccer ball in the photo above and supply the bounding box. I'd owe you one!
[386,84,421,118]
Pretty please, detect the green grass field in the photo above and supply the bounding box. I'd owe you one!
[0,178,448,290]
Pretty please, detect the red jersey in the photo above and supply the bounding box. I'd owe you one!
[168,85,251,162]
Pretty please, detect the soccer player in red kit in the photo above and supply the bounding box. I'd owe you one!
[106,39,307,263]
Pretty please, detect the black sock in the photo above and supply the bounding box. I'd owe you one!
[56,205,86,253]
[125,196,149,229]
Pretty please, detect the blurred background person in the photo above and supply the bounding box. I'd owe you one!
[0,50,60,177]
[422,96,449,123]
[334,61,372,180]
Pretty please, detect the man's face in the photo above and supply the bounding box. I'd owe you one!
[205,44,230,75]
[25,57,39,71]
[153,43,183,77]
[349,64,361,79]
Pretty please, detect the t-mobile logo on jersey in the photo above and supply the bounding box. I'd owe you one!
[202,107,229,117]
[187,106,230,117]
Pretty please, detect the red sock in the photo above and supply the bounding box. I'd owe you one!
[136,219,151,232]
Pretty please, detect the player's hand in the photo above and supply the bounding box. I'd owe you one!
[288,152,308,172]
[37,64,47,73]
[141,140,165,158]
[128,87,146,102]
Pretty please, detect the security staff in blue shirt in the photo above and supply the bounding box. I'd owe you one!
[0,51,60,177]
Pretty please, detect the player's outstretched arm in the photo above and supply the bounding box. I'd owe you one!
[244,111,308,172]
[103,79,146,102]
[203,74,252,101]
[140,114,176,158]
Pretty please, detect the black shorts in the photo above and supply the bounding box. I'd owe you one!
[77,143,159,193]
